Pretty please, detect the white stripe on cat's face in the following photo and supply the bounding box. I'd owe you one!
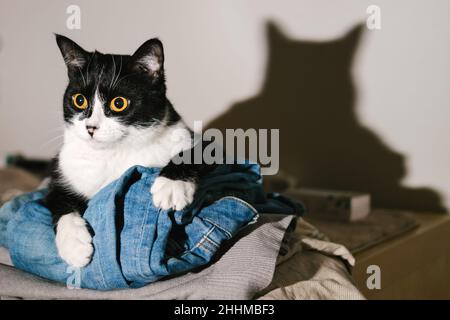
[69,89,128,146]
[85,90,105,129]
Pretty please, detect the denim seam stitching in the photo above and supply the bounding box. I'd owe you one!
[136,201,151,280]
[203,217,232,239]
[196,241,215,253]
[202,195,258,239]
[202,233,220,248]
[190,225,216,253]
[90,215,108,289]
[219,196,258,214]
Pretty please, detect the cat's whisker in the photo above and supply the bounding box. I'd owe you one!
[45,123,65,131]
[113,72,138,90]
[40,142,64,151]
[86,52,95,83]
[41,133,65,142]
[111,56,123,89]
[98,65,104,83]
[150,118,167,126]
[109,54,117,90]
[77,66,86,87]
[39,134,65,149]
[116,56,123,87]
[45,129,65,135]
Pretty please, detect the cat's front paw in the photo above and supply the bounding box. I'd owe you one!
[150,176,196,211]
[55,212,93,268]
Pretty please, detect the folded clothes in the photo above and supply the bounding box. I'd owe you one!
[0,215,296,300]
[0,163,304,290]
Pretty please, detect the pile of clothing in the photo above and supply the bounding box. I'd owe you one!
[0,163,304,297]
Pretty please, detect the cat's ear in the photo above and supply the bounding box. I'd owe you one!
[130,38,164,79]
[55,34,88,69]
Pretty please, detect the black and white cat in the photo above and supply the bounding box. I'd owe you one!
[45,35,215,267]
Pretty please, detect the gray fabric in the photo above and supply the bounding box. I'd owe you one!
[0,214,293,300]
[259,250,364,300]
[258,218,365,300]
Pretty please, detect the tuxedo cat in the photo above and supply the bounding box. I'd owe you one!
[45,35,215,267]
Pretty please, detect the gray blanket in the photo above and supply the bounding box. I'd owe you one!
[0,214,294,300]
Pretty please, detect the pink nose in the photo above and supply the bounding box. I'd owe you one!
[86,125,98,137]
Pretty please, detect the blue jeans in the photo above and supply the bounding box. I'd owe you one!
[0,163,304,290]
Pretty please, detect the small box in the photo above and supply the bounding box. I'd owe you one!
[284,188,371,222]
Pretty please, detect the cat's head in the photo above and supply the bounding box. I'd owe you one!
[55,35,172,147]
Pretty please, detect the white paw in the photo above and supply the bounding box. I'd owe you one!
[55,212,93,268]
[150,176,196,211]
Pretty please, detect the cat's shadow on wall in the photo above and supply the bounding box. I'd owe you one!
[208,22,446,212]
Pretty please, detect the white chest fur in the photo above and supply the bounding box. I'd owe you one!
[58,122,192,199]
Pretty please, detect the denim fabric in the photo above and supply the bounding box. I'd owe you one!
[0,163,304,290]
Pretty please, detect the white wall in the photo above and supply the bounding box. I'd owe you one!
[1,0,449,211]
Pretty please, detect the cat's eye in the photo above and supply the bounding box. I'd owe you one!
[72,93,88,110]
[110,96,129,112]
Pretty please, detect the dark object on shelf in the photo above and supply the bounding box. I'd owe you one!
[263,170,297,193]
[5,154,52,179]
[284,188,370,222]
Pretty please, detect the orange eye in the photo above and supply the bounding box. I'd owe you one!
[110,96,129,112]
[72,93,88,109]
